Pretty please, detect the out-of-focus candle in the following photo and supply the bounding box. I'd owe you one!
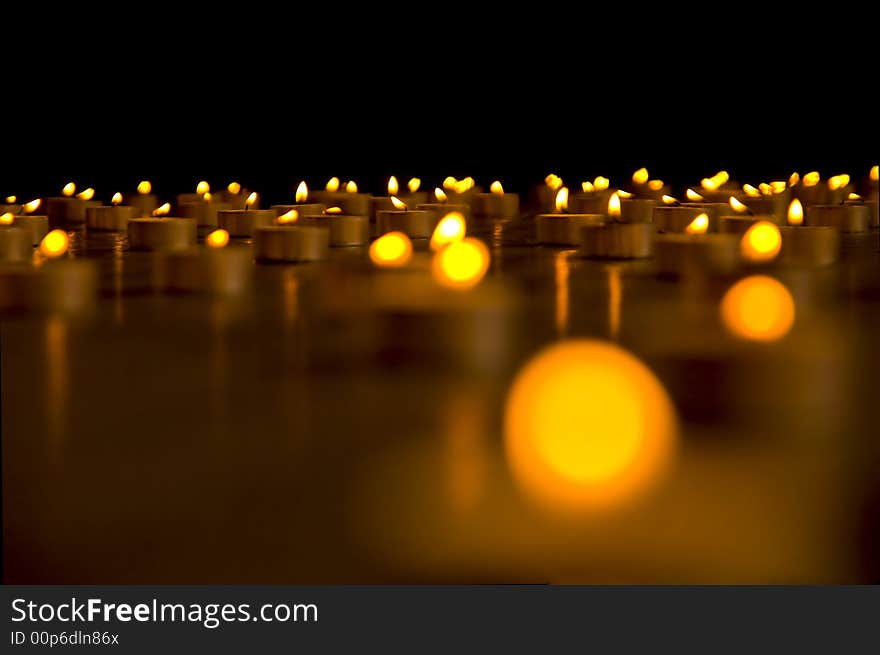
[473,180,520,219]
[536,187,604,246]
[375,196,438,239]
[778,199,839,266]
[126,180,159,217]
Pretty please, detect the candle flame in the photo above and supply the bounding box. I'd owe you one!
[581,181,595,193]
[685,213,709,234]
[62,182,76,197]
[759,183,772,196]
[789,172,800,187]
[848,192,862,201]
[5,195,16,203]
[787,199,804,225]
[545,174,563,191]
[616,190,633,199]
[407,177,421,193]
[345,180,358,193]
[111,192,123,206]
[205,229,229,248]
[76,187,95,201]
[153,203,171,216]
[701,177,719,191]
[828,174,850,191]
[686,188,703,201]
[276,209,298,224]
[388,176,399,196]
[430,211,467,251]
[453,178,473,194]
[227,181,241,194]
[721,275,795,342]
[296,181,308,203]
[196,181,210,195]
[743,184,761,197]
[435,187,447,202]
[632,168,649,185]
[741,221,781,262]
[432,237,490,290]
[203,192,212,202]
[23,199,42,213]
[245,192,257,207]
[325,206,343,214]
[871,165,878,182]
[390,195,407,210]
[608,192,621,218]
[593,176,610,191]
[39,229,69,258]
[803,171,820,187]
[369,231,412,268]
[490,180,504,195]
[442,176,457,190]
[555,187,569,213]
[0,212,13,224]
[729,196,749,214]
[661,195,678,205]
[325,177,339,192]
[770,181,787,195]
[137,180,152,195]
[648,179,664,191]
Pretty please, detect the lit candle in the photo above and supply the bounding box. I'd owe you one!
[653,201,708,233]
[568,176,614,214]
[86,192,138,231]
[44,182,100,225]
[298,207,370,246]
[654,212,739,276]
[127,204,198,251]
[158,229,253,295]
[778,199,839,266]
[375,196,438,239]
[579,222,654,259]
[611,190,655,223]
[9,199,49,245]
[271,181,327,218]
[535,187,604,246]
[416,187,471,221]
[371,176,428,217]
[217,193,276,237]
[125,180,159,217]
[253,222,329,262]
[806,201,870,233]
[719,196,765,235]
[176,191,229,230]
[472,180,520,219]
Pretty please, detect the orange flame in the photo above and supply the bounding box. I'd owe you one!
[743,184,761,197]
[593,176,609,191]
[803,171,820,187]
[62,182,76,197]
[741,221,781,262]
[545,174,563,191]
[686,188,703,201]
[555,187,569,213]
[137,180,152,195]
[789,172,800,187]
[76,187,95,201]
[661,195,678,205]
[430,211,467,251]
[407,177,421,193]
[632,167,649,185]
[23,199,42,213]
[787,199,804,225]
[828,174,850,191]
[227,181,241,194]
[0,212,13,224]
[39,229,69,258]
[325,206,343,214]
[685,213,709,235]
[390,196,407,210]
[197,180,210,195]
[276,209,299,224]
[5,195,15,203]
[345,180,358,193]
[153,203,171,216]
[370,231,412,268]
[388,176,399,196]
[111,192,122,206]
[435,187,447,202]
[296,181,308,203]
[325,177,339,192]
[581,181,595,193]
[729,196,749,214]
[608,192,621,218]
[245,192,257,207]
[205,229,229,248]
[432,237,490,290]
[490,180,504,194]
[648,179,664,191]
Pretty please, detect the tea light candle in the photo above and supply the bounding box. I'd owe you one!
[472,181,520,219]
[45,184,99,225]
[217,208,276,237]
[806,204,869,233]
[376,197,437,239]
[416,188,471,220]
[127,217,197,251]
[158,233,253,295]
[177,195,231,228]
[125,180,159,217]
[216,182,251,209]
[299,213,370,247]
[253,225,329,262]
[372,177,429,217]
[655,212,739,275]
[776,199,839,266]
[536,186,605,245]
[0,225,32,262]
[86,198,138,231]
[653,205,706,233]
[579,222,654,259]
[617,197,655,223]
[8,199,49,245]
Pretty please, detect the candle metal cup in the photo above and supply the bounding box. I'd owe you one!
[253,225,329,262]
[720,215,764,235]
[299,214,370,246]
[10,215,49,245]
[127,218,197,251]
[217,189,252,209]
[375,210,438,239]
[271,204,326,218]
[778,226,839,267]
[158,247,253,295]
[743,195,787,223]
[617,198,656,223]
[176,200,230,228]
[683,202,728,226]
[334,194,373,217]
[472,193,520,220]
[579,223,654,259]
[806,204,870,233]
[45,197,97,225]
[416,203,471,221]
[217,209,276,237]
[86,205,138,231]
[568,192,613,215]
[0,227,33,262]
[535,213,604,246]
[653,205,706,233]
[654,233,740,276]
[125,193,159,218]
[309,190,345,207]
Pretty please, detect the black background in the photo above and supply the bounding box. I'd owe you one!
[2,9,876,203]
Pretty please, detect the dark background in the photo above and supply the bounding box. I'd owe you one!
[2,10,876,203]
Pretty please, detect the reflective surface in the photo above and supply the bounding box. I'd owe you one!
[3,221,880,583]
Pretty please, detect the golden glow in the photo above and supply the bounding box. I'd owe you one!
[490,180,504,194]
[390,195,407,210]
[345,180,358,193]
[545,173,563,191]
[721,275,794,342]
[789,172,800,187]
[245,192,257,207]
[407,177,421,193]
[871,165,878,182]
[152,203,171,216]
[828,174,850,191]
[594,176,610,191]
[205,229,229,248]
[431,237,489,290]
[661,194,678,205]
[296,181,308,203]
[581,181,595,193]
[76,187,95,201]
[227,181,241,194]
[0,212,13,224]
[632,167,649,184]
[325,206,343,214]
[453,179,473,194]
[555,250,571,335]
[555,187,569,212]
[616,190,633,199]
[608,192,621,218]
[276,209,299,224]
[759,183,772,196]
[729,196,749,214]
[39,229,69,258]
[203,192,212,202]
[369,231,412,268]
[442,176,457,190]
[741,221,781,262]
[62,182,76,197]
[325,177,340,192]
[686,188,703,201]
[196,180,210,195]
[111,192,122,206]
[803,171,820,187]
[648,179,664,191]
[430,211,467,251]
[848,192,862,201]
[387,175,399,196]
[504,339,677,511]
[434,187,448,202]
[137,180,152,195]
[770,181,787,195]
[23,199,42,213]
[743,184,761,197]
[5,195,15,203]
[685,213,709,235]
[701,177,719,191]
[787,199,804,225]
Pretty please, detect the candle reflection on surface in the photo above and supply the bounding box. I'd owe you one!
[607,265,622,340]
[554,250,573,336]
[45,316,69,458]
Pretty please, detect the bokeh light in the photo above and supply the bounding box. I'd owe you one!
[39,229,70,258]
[369,231,413,268]
[430,212,467,251]
[740,221,781,262]
[431,237,489,290]
[720,275,795,342]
